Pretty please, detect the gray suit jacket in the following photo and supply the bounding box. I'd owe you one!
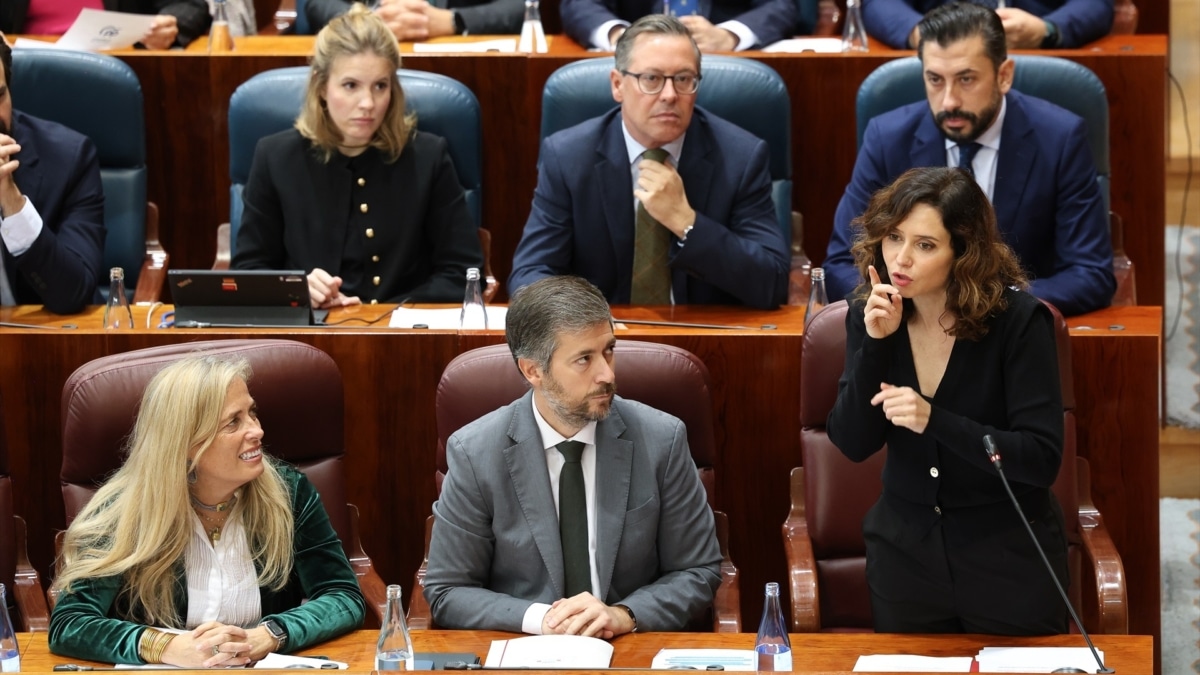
[424,392,722,632]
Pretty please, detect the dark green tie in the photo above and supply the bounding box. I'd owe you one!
[557,440,591,597]
[631,148,672,305]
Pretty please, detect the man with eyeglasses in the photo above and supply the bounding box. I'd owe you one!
[509,14,788,310]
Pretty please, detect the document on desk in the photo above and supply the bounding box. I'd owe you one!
[975,647,1104,673]
[852,654,972,672]
[412,39,517,53]
[651,648,756,671]
[762,38,844,53]
[56,8,156,51]
[388,306,507,329]
[484,635,613,668]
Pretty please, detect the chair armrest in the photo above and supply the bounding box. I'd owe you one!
[133,202,169,304]
[477,228,499,304]
[1075,458,1128,635]
[814,0,842,35]
[406,515,435,630]
[214,223,232,271]
[346,504,387,628]
[13,516,49,632]
[782,467,821,632]
[711,510,741,633]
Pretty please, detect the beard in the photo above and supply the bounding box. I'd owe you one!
[933,90,1003,143]
[541,372,617,430]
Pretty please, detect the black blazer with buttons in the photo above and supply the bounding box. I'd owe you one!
[233,128,482,304]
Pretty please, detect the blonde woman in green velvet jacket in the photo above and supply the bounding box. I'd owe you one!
[49,355,365,667]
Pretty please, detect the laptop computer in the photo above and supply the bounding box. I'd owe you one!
[168,270,317,327]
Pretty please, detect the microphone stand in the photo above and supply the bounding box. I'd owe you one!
[982,435,1114,674]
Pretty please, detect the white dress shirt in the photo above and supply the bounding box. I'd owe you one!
[184,512,263,629]
[943,97,1007,202]
[0,196,44,306]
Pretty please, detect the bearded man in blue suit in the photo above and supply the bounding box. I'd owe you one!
[824,2,1113,316]
[509,14,789,310]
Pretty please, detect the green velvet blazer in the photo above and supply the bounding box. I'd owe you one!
[48,464,366,664]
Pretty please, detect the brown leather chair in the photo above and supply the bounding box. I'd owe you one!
[406,340,741,632]
[0,396,50,632]
[58,340,386,626]
[782,300,1127,634]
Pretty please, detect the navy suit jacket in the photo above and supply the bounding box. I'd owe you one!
[561,0,799,48]
[509,107,789,309]
[305,0,523,34]
[862,0,1113,49]
[823,90,1114,317]
[5,111,106,314]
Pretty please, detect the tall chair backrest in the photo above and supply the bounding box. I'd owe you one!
[855,56,1109,209]
[293,0,312,34]
[11,49,148,299]
[540,56,793,246]
[60,340,348,535]
[227,67,482,258]
[434,341,716,503]
[794,299,1086,631]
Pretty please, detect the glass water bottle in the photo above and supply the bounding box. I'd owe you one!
[208,0,235,52]
[804,267,828,332]
[103,267,134,331]
[376,584,415,671]
[0,584,19,672]
[754,582,792,671]
[460,267,488,330]
[518,0,548,53]
[841,0,868,52]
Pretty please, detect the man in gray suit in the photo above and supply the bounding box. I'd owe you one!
[424,276,722,636]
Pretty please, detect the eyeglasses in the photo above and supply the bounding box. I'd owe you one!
[620,70,702,95]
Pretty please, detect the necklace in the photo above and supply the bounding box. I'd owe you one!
[194,508,228,542]
[190,492,237,513]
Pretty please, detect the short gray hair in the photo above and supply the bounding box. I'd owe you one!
[614,14,701,74]
[506,276,613,371]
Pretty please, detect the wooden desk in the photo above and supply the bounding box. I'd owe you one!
[15,629,1153,673]
[0,304,1159,665]
[94,34,1165,306]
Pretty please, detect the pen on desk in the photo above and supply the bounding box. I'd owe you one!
[613,318,755,330]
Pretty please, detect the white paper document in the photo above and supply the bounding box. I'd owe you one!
[57,8,156,51]
[254,653,349,669]
[485,635,613,668]
[388,306,506,329]
[651,648,757,671]
[762,37,845,53]
[976,646,1105,673]
[412,39,517,53]
[12,37,71,50]
[853,654,974,672]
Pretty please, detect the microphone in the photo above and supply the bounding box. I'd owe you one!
[981,435,1114,674]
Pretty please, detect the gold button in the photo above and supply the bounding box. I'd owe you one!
[365,228,374,238]
[370,299,378,305]
[360,203,369,213]
[372,255,380,262]
[357,178,366,187]
[373,276,381,286]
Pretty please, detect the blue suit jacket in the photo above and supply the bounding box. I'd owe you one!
[424,392,722,632]
[6,111,106,314]
[823,90,1114,317]
[561,0,799,48]
[509,107,789,309]
[862,0,1113,49]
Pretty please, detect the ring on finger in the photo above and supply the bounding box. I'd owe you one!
[212,646,221,656]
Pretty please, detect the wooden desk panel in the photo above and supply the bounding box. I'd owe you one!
[105,35,1165,306]
[0,304,1159,665]
[16,629,1153,673]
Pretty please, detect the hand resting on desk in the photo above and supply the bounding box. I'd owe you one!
[541,593,635,639]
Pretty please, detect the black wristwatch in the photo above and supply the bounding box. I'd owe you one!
[1040,20,1061,48]
[261,619,288,651]
[452,10,468,35]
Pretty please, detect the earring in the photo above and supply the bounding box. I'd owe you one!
[187,469,198,484]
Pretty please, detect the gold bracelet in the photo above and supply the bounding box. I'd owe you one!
[152,631,175,664]
[139,629,173,664]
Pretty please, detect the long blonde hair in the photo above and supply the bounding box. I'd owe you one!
[53,355,295,627]
[295,3,415,163]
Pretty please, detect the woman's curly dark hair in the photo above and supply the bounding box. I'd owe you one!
[849,167,1026,341]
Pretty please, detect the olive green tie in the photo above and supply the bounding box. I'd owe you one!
[631,148,672,305]
[557,440,591,597]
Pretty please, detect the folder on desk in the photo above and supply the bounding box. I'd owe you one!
[169,269,315,327]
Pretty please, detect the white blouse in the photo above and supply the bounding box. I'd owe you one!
[184,513,262,629]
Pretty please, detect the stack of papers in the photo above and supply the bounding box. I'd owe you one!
[976,647,1104,673]
[412,39,517,53]
[762,37,845,53]
[388,306,507,329]
[485,635,613,668]
[853,654,973,672]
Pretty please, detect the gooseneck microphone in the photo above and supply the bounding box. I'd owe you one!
[982,435,1114,674]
